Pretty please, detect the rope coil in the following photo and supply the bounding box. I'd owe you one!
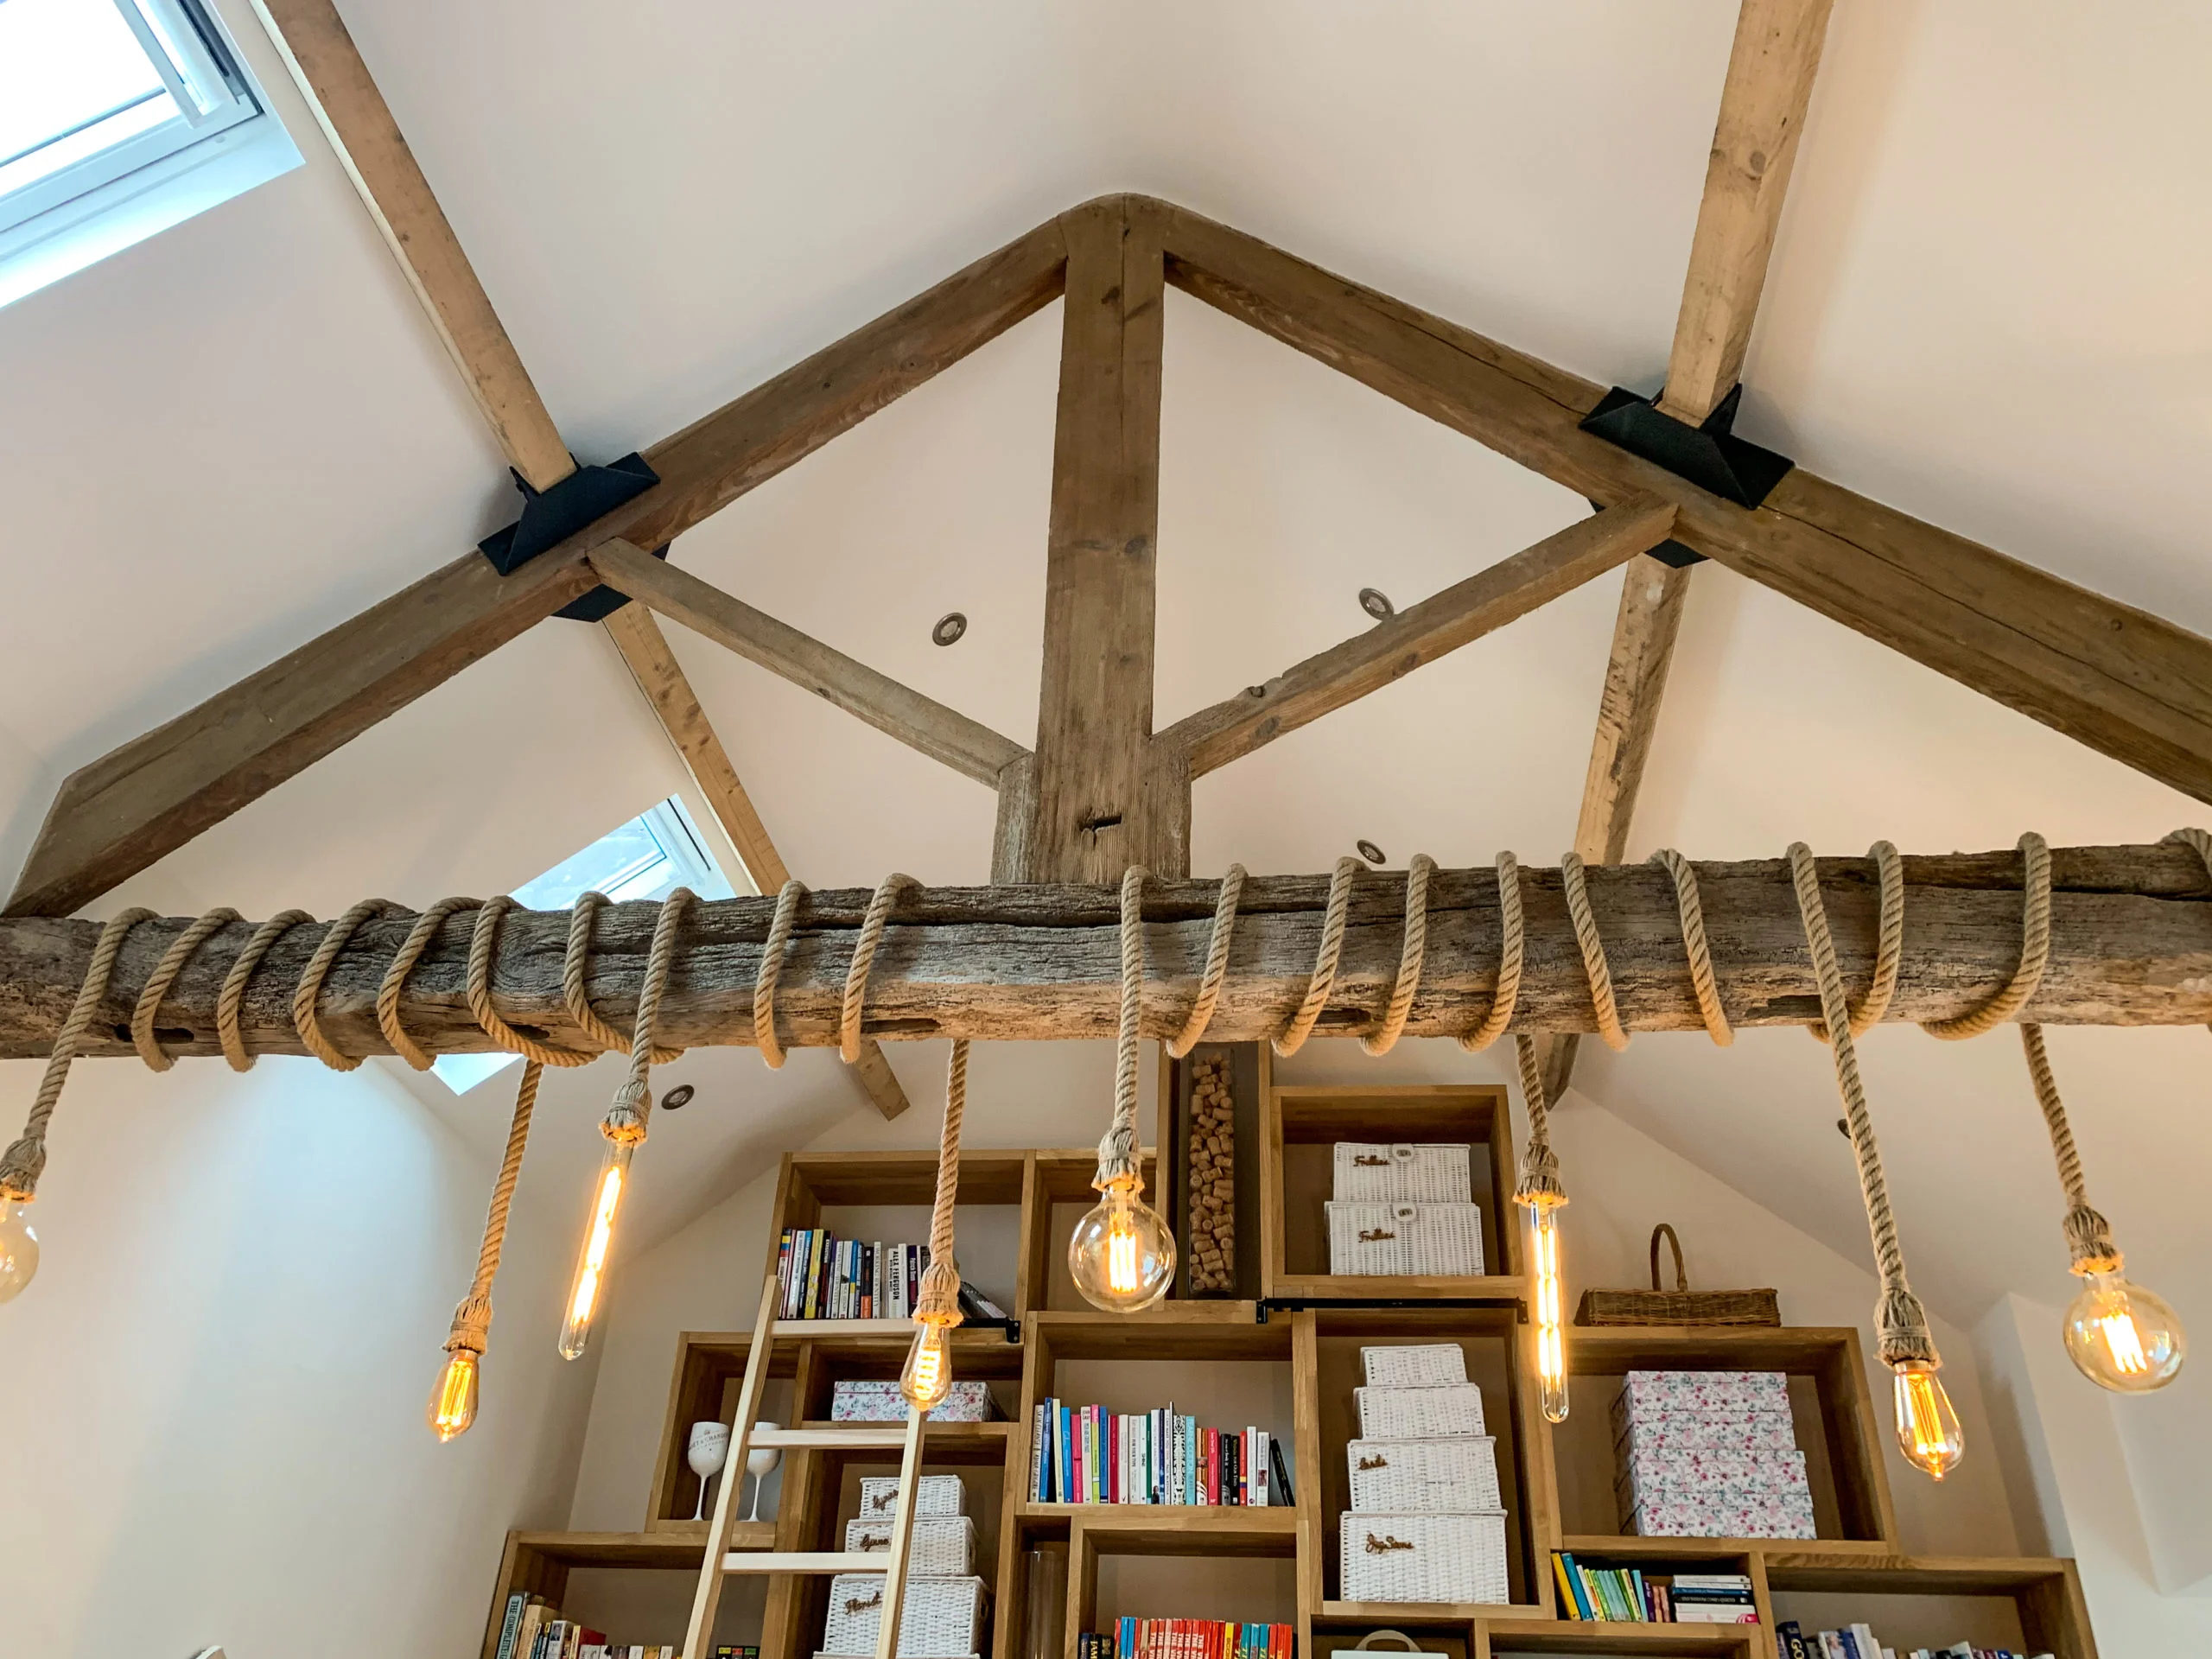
[445,1058,543,1357]
[2018,1023,2123,1276]
[912,1038,969,1326]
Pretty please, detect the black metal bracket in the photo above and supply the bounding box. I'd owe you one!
[476,452,665,621]
[1255,1296,1527,1324]
[1579,382,1794,510]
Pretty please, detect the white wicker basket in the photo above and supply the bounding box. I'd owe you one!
[858,1474,968,1517]
[822,1574,987,1657]
[1333,1143,1472,1203]
[844,1515,976,1575]
[1361,1344,1467,1388]
[1356,1382,1487,1439]
[1326,1203,1484,1276]
[1338,1511,1510,1604]
[1348,1437,1502,1511]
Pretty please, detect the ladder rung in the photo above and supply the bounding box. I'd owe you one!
[721,1550,884,1574]
[751,1426,909,1449]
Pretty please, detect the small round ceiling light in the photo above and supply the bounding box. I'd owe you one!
[661,1084,696,1112]
[1356,839,1388,866]
[1358,588,1395,621]
[931,613,969,647]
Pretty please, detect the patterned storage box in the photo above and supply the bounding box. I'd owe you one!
[844,1515,977,1575]
[1339,1511,1510,1604]
[1333,1142,1472,1203]
[1326,1203,1484,1276]
[1608,1411,1802,1455]
[1348,1436,1502,1511]
[822,1574,988,1657]
[859,1474,969,1517]
[1356,1382,1487,1439]
[1617,1370,1789,1420]
[833,1379,999,1423]
[1628,1491,1816,1540]
[1618,1446,1809,1500]
[1362,1344,1467,1388]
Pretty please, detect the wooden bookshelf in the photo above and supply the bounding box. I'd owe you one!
[483,1094,2100,1659]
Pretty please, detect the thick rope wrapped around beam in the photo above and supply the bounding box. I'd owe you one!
[912,1037,969,1326]
[753,880,809,1068]
[1274,855,1359,1058]
[2018,1024,2124,1275]
[217,909,312,1071]
[2162,827,2212,1034]
[564,892,682,1065]
[294,899,404,1070]
[1648,851,1732,1047]
[842,874,918,1065]
[1559,852,1629,1052]
[1921,832,2049,1040]
[1459,853,1523,1053]
[1363,855,1434,1057]
[1511,1031,1566,1207]
[130,907,238,1071]
[1789,842,1937,1368]
[467,898,598,1068]
[601,889,695,1147]
[379,897,483,1070]
[1166,864,1245,1058]
[444,1058,543,1358]
[0,908,152,1200]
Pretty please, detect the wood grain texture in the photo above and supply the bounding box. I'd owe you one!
[249,0,575,489]
[600,602,908,1119]
[1016,196,1172,881]
[5,219,1065,919]
[1154,198,2212,807]
[591,540,1027,786]
[11,843,2210,1060]
[1658,0,1837,424]
[1161,497,1679,777]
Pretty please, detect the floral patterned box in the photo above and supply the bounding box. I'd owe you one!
[830,1379,998,1422]
[1627,1489,1818,1539]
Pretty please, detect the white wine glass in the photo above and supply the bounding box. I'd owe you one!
[686,1421,732,1522]
[745,1421,783,1522]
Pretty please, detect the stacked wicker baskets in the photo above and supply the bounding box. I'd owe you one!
[1338,1344,1510,1605]
[1325,1143,1484,1276]
[819,1476,990,1659]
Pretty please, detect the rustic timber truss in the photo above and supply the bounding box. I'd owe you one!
[7,0,2212,1086]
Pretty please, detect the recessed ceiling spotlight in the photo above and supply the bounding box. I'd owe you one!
[932,613,968,647]
[662,1084,696,1111]
[1356,839,1387,866]
[1358,588,1395,621]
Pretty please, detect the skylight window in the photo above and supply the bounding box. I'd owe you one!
[0,0,300,308]
[430,799,738,1096]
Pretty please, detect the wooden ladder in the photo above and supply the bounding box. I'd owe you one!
[681,1270,931,1659]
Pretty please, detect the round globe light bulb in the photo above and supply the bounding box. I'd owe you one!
[1068,1179,1175,1313]
[428,1349,480,1442]
[0,1197,40,1306]
[2063,1268,2186,1393]
[901,1321,955,1411]
[1892,1359,1965,1481]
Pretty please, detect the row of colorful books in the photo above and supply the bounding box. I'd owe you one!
[1075,1617,1293,1659]
[493,1592,758,1659]
[1552,1556,1757,1624]
[1777,1625,2053,1659]
[775,1229,929,1320]
[1027,1399,1286,1505]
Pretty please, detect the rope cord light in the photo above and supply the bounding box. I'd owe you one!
[1513,1028,1572,1423]
[899,1037,970,1409]
[429,1057,543,1441]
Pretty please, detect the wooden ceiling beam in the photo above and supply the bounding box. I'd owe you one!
[10,842,2210,1059]
[1156,200,2212,810]
[601,604,909,1118]
[591,541,1027,788]
[1158,497,1678,779]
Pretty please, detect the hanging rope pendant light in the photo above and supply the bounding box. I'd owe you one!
[1513,1032,1572,1424]
[902,1039,971,1408]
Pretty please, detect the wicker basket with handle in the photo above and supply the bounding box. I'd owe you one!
[845,1515,976,1576]
[859,1473,968,1516]
[1347,1435,1503,1511]
[1338,1510,1510,1604]
[822,1574,987,1657]
[1573,1223,1781,1327]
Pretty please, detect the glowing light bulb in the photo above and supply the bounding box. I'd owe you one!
[0,1197,38,1306]
[901,1321,954,1411]
[1524,1201,1569,1423]
[1069,1179,1175,1313]
[559,1140,634,1360]
[2063,1267,2186,1393]
[428,1349,480,1442]
[1892,1359,1964,1480]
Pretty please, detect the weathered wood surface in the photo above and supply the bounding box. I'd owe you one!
[4,845,2209,1062]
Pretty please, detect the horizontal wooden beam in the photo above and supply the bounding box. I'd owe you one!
[1160,497,1678,777]
[1155,200,2212,808]
[8,842,2208,1059]
[4,219,1066,919]
[590,542,1026,787]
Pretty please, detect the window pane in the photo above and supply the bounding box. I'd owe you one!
[514,817,667,911]
[0,0,169,173]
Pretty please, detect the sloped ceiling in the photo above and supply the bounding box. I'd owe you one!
[2,0,2209,1430]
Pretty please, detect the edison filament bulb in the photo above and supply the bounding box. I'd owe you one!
[1068,1179,1175,1313]
[901,1321,955,1411]
[559,1139,635,1360]
[2063,1267,2186,1392]
[428,1349,481,1442]
[1525,1201,1569,1424]
[1892,1359,1964,1480]
[0,1197,38,1305]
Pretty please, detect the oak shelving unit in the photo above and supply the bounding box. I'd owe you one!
[483,1088,2099,1659]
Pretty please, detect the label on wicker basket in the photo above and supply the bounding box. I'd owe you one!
[1347,1436,1501,1511]
[1356,1382,1487,1439]
[1326,1202,1484,1276]
[845,1515,976,1576]
[1333,1143,1472,1203]
[1338,1511,1510,1604]
[859,1474,968,1516]
[1361,1344,1467,1388]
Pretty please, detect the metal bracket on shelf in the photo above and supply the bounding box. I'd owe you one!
[1254,1296,1526,1323]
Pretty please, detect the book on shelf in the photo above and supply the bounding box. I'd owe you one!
[775,1229,1016,1324]
[491,1590,681,1659]
[1776,1623,2055,1659]
[1028,1398,1275,1505]
[1554,1557,1755,1624]
[1103,1617,1293,1659]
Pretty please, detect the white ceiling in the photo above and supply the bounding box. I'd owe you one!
[3,0,2210,1437]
